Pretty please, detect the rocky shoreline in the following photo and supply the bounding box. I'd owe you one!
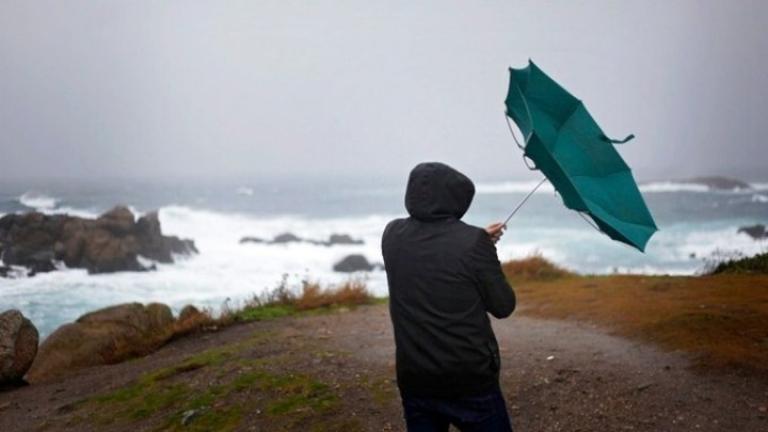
[0,206,197,277]
[0,303,209,388]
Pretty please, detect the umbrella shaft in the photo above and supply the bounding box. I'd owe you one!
[503,177,548,225]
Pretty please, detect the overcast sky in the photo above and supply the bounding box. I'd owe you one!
[1,1,766,183]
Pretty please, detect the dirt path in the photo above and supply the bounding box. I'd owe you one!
[1,304,767,431]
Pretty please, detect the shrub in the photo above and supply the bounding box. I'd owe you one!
[501,253,573,281]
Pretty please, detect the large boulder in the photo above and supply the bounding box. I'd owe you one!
[333,254,376,272]
[0,207,197,276]
[0,309,39,384]
[96,206,135,235]
[26,303,176,383]
[135,211,197,262]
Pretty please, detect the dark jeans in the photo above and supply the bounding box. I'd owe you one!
[401,387,513,432]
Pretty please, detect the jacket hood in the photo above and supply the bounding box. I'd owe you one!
[405,162,475,221]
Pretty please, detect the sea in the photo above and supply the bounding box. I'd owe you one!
[1,177,767,338]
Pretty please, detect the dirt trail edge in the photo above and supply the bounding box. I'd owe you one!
[1,304,766,431]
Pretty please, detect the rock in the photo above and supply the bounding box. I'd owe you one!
[326,233,364,246]
[81,228,143,274]
[26,302,177,383]
[146,303,175,330]
[271,232,303,244]
[738,224,768,240]
[0,309,39,384]
[0,266,10,278]
[178,305,202,322]
[0,207,196,276]
[333,254,375,272]
[181,409,200,425]
[96,206,135,235]
[240,232,364,247]
[135,212,197,262]
[239,236,265,244]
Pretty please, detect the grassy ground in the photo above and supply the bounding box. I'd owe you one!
[34,275,393,432]
[503,257,768,373]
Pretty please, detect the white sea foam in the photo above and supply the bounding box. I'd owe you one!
[2,202,766,339]
[0,206,396,338]
[638,182,711,193]
[475,180,555,194]
[752,194,768,203]
[18,192,59,210]
[476,180,768,194]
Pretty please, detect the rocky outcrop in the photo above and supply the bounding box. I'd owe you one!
[0,310,39,385]
[738,224,768,240]
[326,234,364,246]
[272,232,303,244]
[0,206,197,276]
[239,232,364,247]
[239,236,265,244]
[332,254,381,273]
[26,303,177,383]
[178,305,202,322]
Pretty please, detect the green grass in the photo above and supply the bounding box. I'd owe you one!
[84,338,341,431]
[234,304,297,321]
[231,298,388,324]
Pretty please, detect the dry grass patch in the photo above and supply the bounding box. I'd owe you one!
[502,254,574,282]
[295,279,373,310]
[507,265,768,372]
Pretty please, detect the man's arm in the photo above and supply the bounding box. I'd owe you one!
[469,230,516,319]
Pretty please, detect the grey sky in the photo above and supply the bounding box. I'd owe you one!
[1,1,766,183]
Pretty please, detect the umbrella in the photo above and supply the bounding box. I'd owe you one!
[504,60,657,252]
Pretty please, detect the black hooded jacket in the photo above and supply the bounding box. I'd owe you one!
[382,162,516,398]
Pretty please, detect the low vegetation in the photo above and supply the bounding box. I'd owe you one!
[501,253,574,282]
[73,334,351,431]
[169,277,377,339]
[503,255,768,372]
[707,251,768,275]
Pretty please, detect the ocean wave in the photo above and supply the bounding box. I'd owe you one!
[476,180,768,194]
[752,194,768,203]
[638,182,711,193]
[3,202,766,339]
[475,180,555,194]
[18,192,59,210]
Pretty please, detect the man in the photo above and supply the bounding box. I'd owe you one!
[382,162,516,431]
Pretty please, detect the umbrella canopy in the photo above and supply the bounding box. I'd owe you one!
[504,60,657,251]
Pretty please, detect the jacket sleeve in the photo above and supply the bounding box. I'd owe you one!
[468,230,516,319]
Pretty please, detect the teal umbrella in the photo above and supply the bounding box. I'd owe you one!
[504,60,657,252]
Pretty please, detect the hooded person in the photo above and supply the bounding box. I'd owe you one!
[382,162,516,431]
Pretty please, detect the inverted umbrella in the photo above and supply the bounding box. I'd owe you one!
[504,60,657,252]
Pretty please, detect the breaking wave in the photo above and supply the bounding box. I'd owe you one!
[18,192,59,210]
[475,180,768,194]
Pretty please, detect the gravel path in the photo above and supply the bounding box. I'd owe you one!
[1,304,766,431]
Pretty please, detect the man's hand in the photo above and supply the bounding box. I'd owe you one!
[484,222,506,244]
